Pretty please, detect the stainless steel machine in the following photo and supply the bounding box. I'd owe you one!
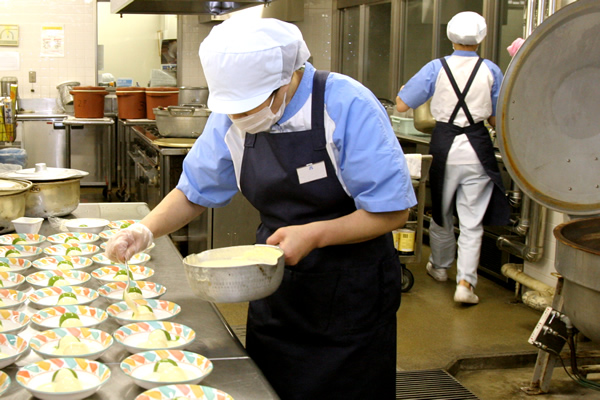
[497,0,600,393]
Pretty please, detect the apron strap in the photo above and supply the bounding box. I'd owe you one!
[310,70,330,151]
[440,57,483,126]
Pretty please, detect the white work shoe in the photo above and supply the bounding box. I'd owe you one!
[426,262,448,282]
[454,285,479,304]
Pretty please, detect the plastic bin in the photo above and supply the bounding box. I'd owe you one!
[391,116,422,136]
[116,87,146,119]
[70,86,108,118]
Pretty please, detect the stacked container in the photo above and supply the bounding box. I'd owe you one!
[145,87,179,120]
[70,86,108,118]
[116,87,146,119]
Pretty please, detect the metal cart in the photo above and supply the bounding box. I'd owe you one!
[399,154,432,292]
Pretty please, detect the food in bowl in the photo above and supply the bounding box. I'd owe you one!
[65,218,110,234]
[54,334,91,356]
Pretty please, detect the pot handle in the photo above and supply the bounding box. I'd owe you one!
[166,106,195,116]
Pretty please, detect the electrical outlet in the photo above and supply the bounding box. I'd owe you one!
[29,71,36,83]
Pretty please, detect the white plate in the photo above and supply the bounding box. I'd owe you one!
[0,309,30,335]
[0,271,25,290]
[108,219,140,229]
[0,289,27,310]
[29,286,99,309]
[120,350,213,390]
[91,265,154,283]
[46,233,100,245]
[97,281,166,303]
[0,245,43,260]
[92,252,150,265]
[0,333,28,369]
[0,233,46,246]
[106,300,181,325]
[33,256,94,272]
[43,244,100,257]
[135,385,234,400]
[26,270,91,290]
[64,218,110,234]
[29,328,113,360]
[32,305,108,330]
[16,358,111,400]
[0,257,32,274]
[113,321,196,353]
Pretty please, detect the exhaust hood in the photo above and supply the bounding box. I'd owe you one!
[110,0,272,15]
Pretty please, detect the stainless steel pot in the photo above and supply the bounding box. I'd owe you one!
[0,178,32,234]
[554,217,600,342]
[179,87,208,106]
[183,245,285,303]
[1,163,88,218]
[154,106,211,138]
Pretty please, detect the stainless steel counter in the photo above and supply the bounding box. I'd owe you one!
[1,202,278,399]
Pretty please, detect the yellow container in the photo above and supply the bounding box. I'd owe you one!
[393,228,415,254]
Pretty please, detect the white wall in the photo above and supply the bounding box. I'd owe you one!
[0,0,96,99]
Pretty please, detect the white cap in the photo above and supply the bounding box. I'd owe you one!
[447,12,487,45]
[199,18,310,114]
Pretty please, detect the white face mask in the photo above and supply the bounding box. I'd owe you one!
[230,91,287,135]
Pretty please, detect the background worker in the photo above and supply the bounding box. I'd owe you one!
[395,11,510,305]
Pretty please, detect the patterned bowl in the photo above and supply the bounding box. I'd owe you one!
[98,281,166,303]
[0,257,32,274]
[43,244,100,257]
[98,229,119,241]
[33,256,94,272]
[0,233,46,246]
[92,252,151,265]
[92,265,154,283]
[107,300,181,326]
[30,328,114,360]
[0,371,10,397]
[135,385,234,400]
[113,321,196,353]
[0,289,27,310]
[26,270,91,290]
[0,333,28,369]
[0,309,30,334]
[32,305,108,330]
[108,219,140,230]
[46,232,100,245]
[29,286,99,309]
[16,357,111,400]
[0,271,25,290]
[120,350,213,390]
[0,244,43,260]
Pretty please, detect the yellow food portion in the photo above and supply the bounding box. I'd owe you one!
[38,368,84,393]
[146,360,193,382]
[57,297,78,306]
[0,351,9,358]
[131,304,155,320]
[54,334,90,356]
[140,329,180,349]
[197,246,281,268]
[0,298,4,306]
[57,261,74,270]
[0,266,9,272]
[59,313,82,328]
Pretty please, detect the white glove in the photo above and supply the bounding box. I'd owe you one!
[105,223,154,263]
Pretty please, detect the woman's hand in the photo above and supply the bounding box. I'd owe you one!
[266,224,320,266]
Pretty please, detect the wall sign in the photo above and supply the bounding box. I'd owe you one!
[0,25,19,46]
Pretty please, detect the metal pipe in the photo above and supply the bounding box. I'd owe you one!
[515,194,531,236]
[526,0,537,36]
[497,201,547,263]
[501,263,554,296]
[537,0,547,26]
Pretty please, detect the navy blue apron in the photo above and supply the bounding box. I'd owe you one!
[429,57,510,227]
[239,70,402,400]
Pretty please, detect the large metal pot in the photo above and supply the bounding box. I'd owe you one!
[0,178,32,233]
[154,106,211,138]
[554,217,600,343]
[1,163,88,218]
[183,245,285,303]
[179,87,208,106]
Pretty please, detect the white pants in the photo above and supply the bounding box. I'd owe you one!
[429,163,493,287]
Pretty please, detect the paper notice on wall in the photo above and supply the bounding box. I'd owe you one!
[41,25,65,57]
[0,51,19,70]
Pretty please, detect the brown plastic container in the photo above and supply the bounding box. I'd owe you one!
[70,86,108,118]
[145,87,179,120]
[116,87,146,119]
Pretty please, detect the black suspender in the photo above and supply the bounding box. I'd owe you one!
[439,57,484,126]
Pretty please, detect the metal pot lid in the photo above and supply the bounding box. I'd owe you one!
[153,105,211,117]
[1,163,89,181]
[0,178,32,196]
[497,0,600,216]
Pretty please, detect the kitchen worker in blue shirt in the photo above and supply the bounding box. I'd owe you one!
[396,11,510,305]
[106,17,417,400]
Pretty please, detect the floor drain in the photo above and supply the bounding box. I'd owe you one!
[396,369,479,399]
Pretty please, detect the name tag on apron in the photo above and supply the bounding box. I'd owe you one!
[297,161,327,184]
